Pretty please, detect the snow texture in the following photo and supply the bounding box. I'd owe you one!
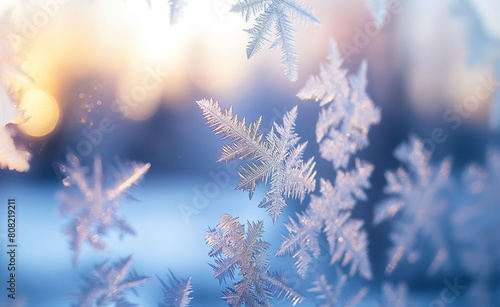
[72,255,149,307]
[373,135,452,275]
[297,39,381,170]
[197,99,316,223]
[206,214,303,306]
[58,154,151,265]
[230,0,320,81]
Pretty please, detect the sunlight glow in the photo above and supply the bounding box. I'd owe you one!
[19,89,59,137]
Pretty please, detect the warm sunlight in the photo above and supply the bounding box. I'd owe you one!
[18,88,59,137]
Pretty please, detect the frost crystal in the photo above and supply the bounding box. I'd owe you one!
[373,135,452,275]
[277,159,373,279]
[230,0,320,81]
[206,214,303,306]
[297,40,381,169]
[453,148,500,306]
[197,99,316,223]
[158,270,193,307]
[73,255,149,307]
[58,154,151,264]
[309,269,368,307]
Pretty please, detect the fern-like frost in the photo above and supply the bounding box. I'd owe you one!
[309,269,368,307]
[72,255,149,307]
[297,39,381,170]
[231,0,319,81]
[374,135,452,275]
[206,214,303,306]
[277,159,373,279]
[158,270,193,307]
[197,99,316,223]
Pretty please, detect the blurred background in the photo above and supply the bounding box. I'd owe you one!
[0,0,499,306]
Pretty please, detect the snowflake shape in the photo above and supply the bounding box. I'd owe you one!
[297,39,381,170]
[72,255,149,307]
[198,99,316,223]
[373,135,452,275]
[58,154,150,264]
[158,270,193,307]
[206,214,303,306]
[277,159,373,279]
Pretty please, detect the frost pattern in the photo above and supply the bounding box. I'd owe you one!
[58,154,151,264]
[206,214,303,306]
[277,159,373,279]
[230,0,320,81]
[297,39,381,170]
[158,270,193,307]
[197,99,316,223]
[309,269,368,307]
[373,135,452,275]
[73,255,149,307]
[453,148,500,306]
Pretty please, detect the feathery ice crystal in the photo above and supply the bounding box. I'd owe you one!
[309,268,368,307]
[297,39,381,170]
[231,0,320,81]
[373,135,452,275]
[206,214,303,306]
[197,99,316,223]
[72,255,149,307]
[277,159,374,279]
[158,270,193,307]
[58,154,150,264]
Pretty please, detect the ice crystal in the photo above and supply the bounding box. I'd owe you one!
[297,39,381,169]
[309,269,368,307]
[453,148,500,306]
[73,255,149,307]
[58,154,151,264]
[230,0,320,81]
[197,99,316,223]
[158,270,193,307]
[206,214,303,306]
[373,135,452,275]
[277,159,373,279]
[380,283,409,307]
